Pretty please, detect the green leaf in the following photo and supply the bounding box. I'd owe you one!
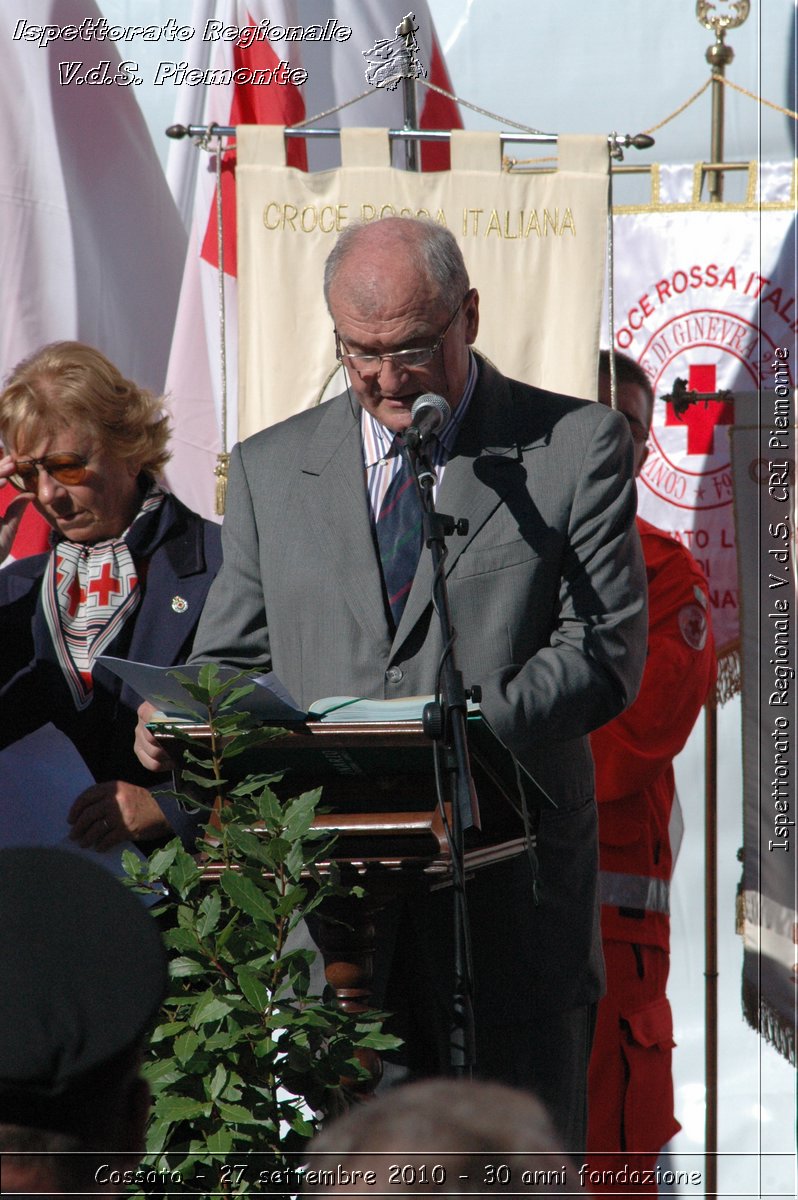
[256,789,284,823]
[141,1061,184,1089]
[197,891,222,938]
[121,847,146,879]
[170,956,206,978]
[173,1030,201,1064]
[163,926,200,953]
[354,1029,405,1051]
[204,1127,234,1154]
[178,768,221,789]
[191,992,235,1027]
[168,852,202,895]
[225,826,271,862]
[215,1101,262,1125]
[146,842,180,877]
[144,1115,174,1153]
[196,662,220,692]
[220,871,275,923]
[208,1062,227,1101]
[215,682,255,707]
[284,789,322,840]
[149,1020,188,1043]
[153,1095,209,1122]
[231,772,284,798]
[235,965,270,1012]
[274,884,308,917]
[283,841,309,880]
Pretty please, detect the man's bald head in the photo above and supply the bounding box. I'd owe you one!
[323,217,469,318]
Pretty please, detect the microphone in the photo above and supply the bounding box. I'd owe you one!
[405,393,451,451]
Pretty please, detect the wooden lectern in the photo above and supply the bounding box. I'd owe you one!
[158,715,536,1087]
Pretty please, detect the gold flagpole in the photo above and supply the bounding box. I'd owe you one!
[697,0,751,202]
[693,7,750,1197]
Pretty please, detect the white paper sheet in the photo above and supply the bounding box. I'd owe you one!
[0,723,156,898]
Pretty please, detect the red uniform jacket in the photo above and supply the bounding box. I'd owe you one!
[590,517,717,951]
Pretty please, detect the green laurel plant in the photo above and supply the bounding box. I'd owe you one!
[123,665,399,1196]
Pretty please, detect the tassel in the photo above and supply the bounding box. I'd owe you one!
[214,452,230,516]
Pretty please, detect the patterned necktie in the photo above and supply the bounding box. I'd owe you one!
[375,438,423,629]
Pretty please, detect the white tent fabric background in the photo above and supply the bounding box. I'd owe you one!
[5,0,795,1190]
[0,0,187,557]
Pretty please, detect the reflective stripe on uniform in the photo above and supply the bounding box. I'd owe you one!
[599,870,670,915]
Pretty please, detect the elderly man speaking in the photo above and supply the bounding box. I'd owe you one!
[138,216,647,1149]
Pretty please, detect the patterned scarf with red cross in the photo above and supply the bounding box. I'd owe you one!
[42,485,165,710]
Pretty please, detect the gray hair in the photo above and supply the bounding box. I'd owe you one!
[323,217,470,314]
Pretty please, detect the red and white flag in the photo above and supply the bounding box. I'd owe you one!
[0,0,187,559]
[162,0,462,518]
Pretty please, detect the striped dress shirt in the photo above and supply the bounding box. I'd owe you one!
[361,351,478,521]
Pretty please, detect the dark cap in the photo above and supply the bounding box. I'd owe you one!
[0,847,168,1104]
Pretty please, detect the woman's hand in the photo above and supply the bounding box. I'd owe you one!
[68,780,173,850]
[135,700,177,773]
[0,453,32,564]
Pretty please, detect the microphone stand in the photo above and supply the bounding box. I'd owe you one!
[405,430,477,1076]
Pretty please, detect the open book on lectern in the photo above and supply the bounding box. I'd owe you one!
[97,656,556,810]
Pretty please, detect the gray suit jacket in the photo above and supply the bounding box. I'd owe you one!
[193,358,647,1011]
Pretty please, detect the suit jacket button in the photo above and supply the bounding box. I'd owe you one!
[385,666,404,684]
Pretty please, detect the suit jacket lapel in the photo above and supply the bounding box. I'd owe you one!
[299,398,392,647]
[395,359,552,646]
[126,497,214,668]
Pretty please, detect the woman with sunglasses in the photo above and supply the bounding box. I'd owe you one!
[0,341,222,850]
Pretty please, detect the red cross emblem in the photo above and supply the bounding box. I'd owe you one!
[88,561,122,606]
[664,364,734,455]
[56,561,86,618]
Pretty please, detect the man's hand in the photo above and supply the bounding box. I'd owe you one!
[68,781,172,850]
[135,700,177,773]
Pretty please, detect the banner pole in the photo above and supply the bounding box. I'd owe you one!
[693,8,750,1193]
[696,1,751,201]
[398,14,421,172]
[703,698,719,1200]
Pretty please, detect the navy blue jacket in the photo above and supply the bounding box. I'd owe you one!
[0,493,222,844]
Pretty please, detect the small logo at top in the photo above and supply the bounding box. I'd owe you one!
[363,12,426,91]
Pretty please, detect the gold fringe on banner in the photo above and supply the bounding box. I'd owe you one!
[742,977,797,1066]
[214,452,230,517]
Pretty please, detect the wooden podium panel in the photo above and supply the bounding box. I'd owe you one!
[155,717,532,877]
[155,717,536,1087]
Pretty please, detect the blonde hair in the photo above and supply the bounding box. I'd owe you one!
[0,342,171,477]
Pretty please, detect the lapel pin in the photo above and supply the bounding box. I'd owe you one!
[171,595,188,614]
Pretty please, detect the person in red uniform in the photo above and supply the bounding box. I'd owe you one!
[585,351,716,1193]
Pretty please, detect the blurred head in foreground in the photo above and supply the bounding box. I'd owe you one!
[304,1078,577,1196]
[0,848,168,1195]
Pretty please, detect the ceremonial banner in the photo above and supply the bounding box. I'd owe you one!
[163,0,461,518]
[236,129,608,437]
[731,393,797,1065]
[608,165,798,672]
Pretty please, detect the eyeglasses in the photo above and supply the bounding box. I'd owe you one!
[7,453,89,493]
[335,292,470,377]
